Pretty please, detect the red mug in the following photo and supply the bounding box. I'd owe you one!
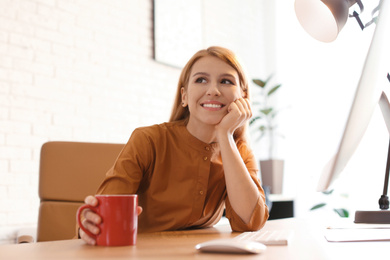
[77,194,138,246]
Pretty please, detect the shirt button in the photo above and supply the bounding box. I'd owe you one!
[199,190,204,195]
[203,156,208,161]
[205,146,210,151]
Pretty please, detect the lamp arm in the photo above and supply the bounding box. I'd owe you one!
[378,92,390,210]
[348,0,364,13]
[379,140,390,210]
[348,0,365,30]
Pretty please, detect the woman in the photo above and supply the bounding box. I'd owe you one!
[79,46,269,245]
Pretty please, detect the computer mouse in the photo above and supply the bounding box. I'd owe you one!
[195,238,267,254]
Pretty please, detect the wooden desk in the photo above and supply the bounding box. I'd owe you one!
[1,218,388,259]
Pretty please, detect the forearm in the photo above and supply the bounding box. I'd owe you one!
[218,133,260,224]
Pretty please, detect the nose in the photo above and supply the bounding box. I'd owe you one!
[206,81,221,96]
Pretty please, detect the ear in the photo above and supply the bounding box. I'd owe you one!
[240,87,247,98]
[181,87,188,107]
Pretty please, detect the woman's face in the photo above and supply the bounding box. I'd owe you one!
[181,55,244,129]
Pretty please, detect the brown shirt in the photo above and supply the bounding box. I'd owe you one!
[97,121,268,232]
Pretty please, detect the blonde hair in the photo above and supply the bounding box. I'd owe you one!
[169,46,250,143]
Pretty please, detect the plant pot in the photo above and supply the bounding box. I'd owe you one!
[260,159,284,194]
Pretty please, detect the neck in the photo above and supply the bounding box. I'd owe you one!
[186,121,217,144]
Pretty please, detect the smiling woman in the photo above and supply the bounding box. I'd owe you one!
[78,46,269,246]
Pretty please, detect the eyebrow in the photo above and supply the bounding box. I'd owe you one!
[191,72,236,79]
[192,72,209,78]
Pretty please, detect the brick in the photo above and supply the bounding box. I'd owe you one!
[0,173,13,186]
[35,51,73,68]
[13,59,54,77]
[7,45,34,61]
[35,27,73,46]
[9,159,39,174]
[18,0,37,12]
[0,159,8,172]
[0,146,31,160]
[58,21,93,40]
[0,68,8,81]
[37,4,75,23]
[32,124,72,140]
[6,134,46,147]
[17,9,58,31]
[0,30,8,43]
[36,0,56,7]
[10,33,52,53]
[4,92,37,109]
[8,70,33,84]
[0,120,31,134]
[0,42,7,56]
[52,113,89,127]
[0,56,13,69]
[57,1,82,14]
[9,108,51,125]
[0,0,17,19]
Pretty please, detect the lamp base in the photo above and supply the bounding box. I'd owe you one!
[354,210,390,224]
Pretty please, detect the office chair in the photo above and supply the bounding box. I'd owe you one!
[37,141,124,242]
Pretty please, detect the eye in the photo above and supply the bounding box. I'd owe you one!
[221,79,234,85]
[195,77,207,83]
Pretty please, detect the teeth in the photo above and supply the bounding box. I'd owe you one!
[203,104,221,108]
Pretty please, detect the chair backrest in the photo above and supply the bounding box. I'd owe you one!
[37,141,124,242]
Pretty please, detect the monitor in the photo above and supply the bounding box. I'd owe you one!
[316,0,390,223]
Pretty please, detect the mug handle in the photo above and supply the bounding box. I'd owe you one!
[77,204,98,239]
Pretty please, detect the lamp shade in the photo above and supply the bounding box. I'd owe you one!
[295,0,356,42]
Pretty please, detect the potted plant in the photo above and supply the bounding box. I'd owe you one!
[250,75,284,194]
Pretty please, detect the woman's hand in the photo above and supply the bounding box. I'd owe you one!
[79,195,101,245]
[215,98,260,224]
[79,195,143,245]
[216,98,252,136]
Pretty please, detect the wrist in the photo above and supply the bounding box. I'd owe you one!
[216,129,235,146]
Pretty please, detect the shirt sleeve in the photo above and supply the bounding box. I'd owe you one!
[96,128,152,195]
[224,141,269,232]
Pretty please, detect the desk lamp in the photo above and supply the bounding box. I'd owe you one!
[294,0,379,42]
[295,0,390,224]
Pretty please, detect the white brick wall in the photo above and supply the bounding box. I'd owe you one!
[0,0,266,243]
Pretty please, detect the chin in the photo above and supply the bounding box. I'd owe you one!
[201,117,223,126]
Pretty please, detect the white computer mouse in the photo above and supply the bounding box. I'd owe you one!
[195,239,267,254]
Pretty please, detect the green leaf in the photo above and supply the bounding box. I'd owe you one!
[310,203,326,211]
[322,189,334,195]
[270,111,279,119]
[267,84,282,96]
[249,116,261,125]
[260,108,273,115]
[334,208,349,218]
[253,79,266,88]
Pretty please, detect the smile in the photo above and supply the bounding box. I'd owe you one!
[202,104,222,108]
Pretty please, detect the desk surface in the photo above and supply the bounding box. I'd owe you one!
[1,218,388,259]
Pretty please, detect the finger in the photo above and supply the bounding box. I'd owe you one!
[236,98,249,111]
[227,100,238,113]
[82,218,100,235]
[234,99,250,119]
[243,98,252,118]
[83,209,102,225]
[85,195,98,206]
[137,206,143,216]
[79,227,97,246]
